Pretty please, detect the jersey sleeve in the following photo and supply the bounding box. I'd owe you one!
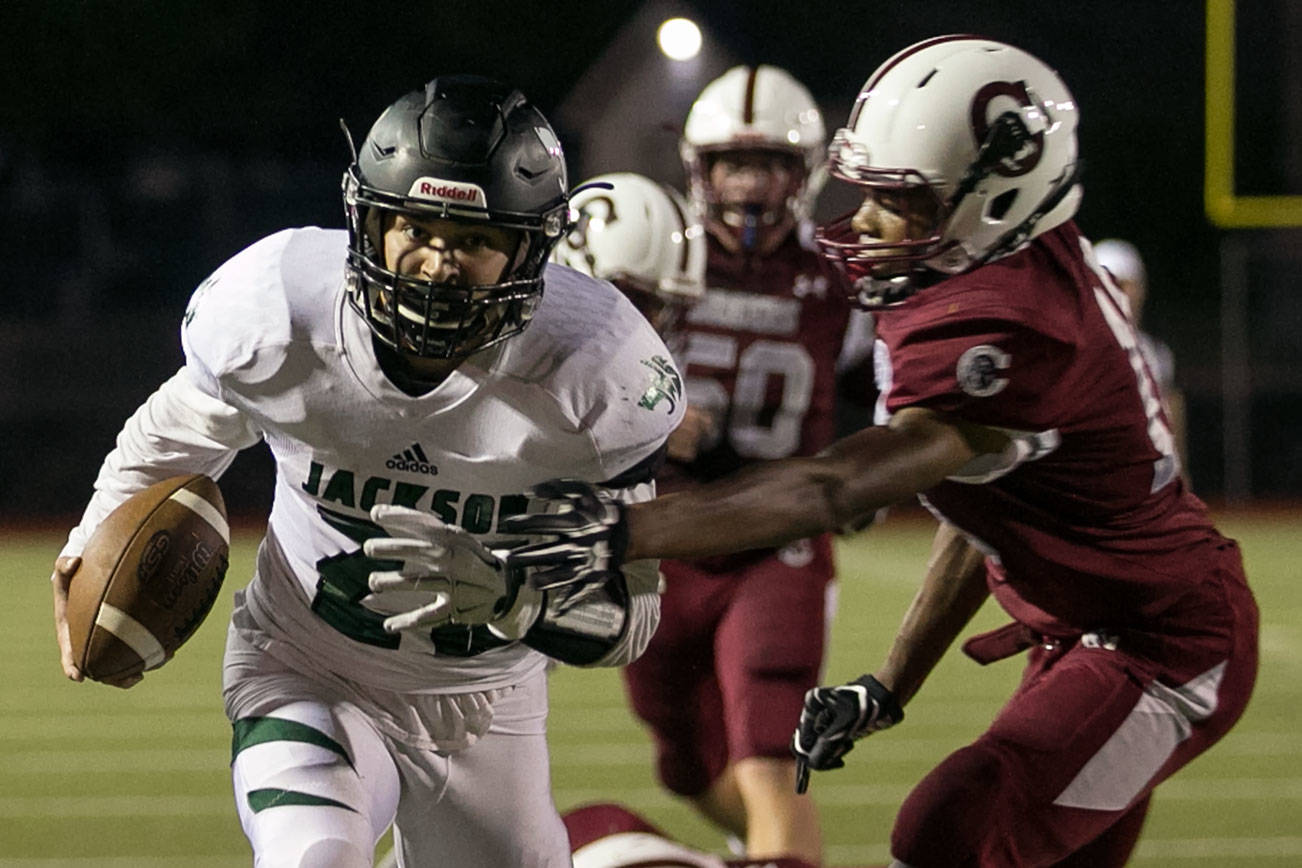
[584,304,687,483]
[179,230,296,404]
[883,310,1073,431]
[59,238,288,559]
[60,368,261,558]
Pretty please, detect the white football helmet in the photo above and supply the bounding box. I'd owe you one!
[816,36,1083,308]
[552,172,705,340]
[1093,238,1146,288]
[680,65,826,243]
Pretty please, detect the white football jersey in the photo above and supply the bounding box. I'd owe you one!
[64,227,684,694]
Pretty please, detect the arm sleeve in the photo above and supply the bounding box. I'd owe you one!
[60,368,261,558]
[590,479,660,666]
[586,557,660,667]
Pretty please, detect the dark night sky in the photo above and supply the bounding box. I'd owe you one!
[2,1,1297,506]
[4,0,1234,319]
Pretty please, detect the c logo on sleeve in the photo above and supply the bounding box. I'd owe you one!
[956,345,1010,397]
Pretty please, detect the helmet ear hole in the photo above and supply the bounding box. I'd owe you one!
[986,189,1018,222]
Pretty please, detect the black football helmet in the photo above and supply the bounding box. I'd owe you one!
[343,75,570,359]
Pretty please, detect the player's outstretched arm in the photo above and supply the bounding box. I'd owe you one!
[874,520,991,706]
[55,372,257,687]
[506,408,1008,582]
[625,407,1000,561]
[792,522,989,791]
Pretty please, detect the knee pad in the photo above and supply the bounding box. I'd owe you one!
[244,800,374,868]
[295,837,372,868]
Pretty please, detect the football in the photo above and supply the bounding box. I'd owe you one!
[66,474,230,682]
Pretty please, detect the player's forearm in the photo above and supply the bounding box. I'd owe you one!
[624,414,975,561]
[874,522,990,706]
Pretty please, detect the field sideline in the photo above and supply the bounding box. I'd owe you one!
[2,510,1298,866]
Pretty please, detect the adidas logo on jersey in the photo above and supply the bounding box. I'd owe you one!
[386,443,438,476]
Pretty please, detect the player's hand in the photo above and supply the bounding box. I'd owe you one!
[50,555,143,689]
[51,556,84,682]
[666,405,716,463]
[791,674,903,793]
[363,505,540,637]
[498,479,628,593]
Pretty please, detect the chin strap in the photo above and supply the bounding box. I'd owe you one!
[853,269,946,309]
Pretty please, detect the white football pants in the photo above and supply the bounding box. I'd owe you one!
[228,668,569,866]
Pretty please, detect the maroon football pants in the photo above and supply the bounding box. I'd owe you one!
[891,557,1257,867]
[622,536,835,795]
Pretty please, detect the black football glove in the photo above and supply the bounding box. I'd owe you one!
[499,478,629,595]
[791,674,903,793]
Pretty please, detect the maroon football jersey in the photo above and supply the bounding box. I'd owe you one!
[672,230,861,480]
[661,229,865,570]
[873,221,1226,635]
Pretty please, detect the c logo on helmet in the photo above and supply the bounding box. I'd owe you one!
[970,81,1044,178]
[566,195,618,273]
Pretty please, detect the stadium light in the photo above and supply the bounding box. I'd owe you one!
[657,17,701,61]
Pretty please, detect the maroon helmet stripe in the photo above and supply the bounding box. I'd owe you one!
[743,66,758,124]
[850,33,986,127]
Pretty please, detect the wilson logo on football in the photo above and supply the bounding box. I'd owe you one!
[137,530,171,582]
[407,178,487,207]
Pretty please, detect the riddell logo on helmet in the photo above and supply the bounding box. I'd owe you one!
[408,178,487,207]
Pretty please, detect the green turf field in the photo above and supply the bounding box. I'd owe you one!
[3,511,1298,866]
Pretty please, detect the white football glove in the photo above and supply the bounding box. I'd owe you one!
[362,504,542,639]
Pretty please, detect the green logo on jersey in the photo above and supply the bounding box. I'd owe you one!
[638,355,682,413]
[183,275,217,327]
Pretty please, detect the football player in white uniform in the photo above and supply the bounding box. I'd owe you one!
[49,75,684,868]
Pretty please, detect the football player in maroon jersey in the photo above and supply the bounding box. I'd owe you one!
[507,37,1257,868]
[590,65,875,866]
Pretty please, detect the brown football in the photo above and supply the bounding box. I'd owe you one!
[66,474,230,682]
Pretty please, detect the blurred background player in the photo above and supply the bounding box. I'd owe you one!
[598,65,874,866]
[1095,237,1189,479]
[551,171,706,353]
[552,172,710,463]
[50,76,682,868]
